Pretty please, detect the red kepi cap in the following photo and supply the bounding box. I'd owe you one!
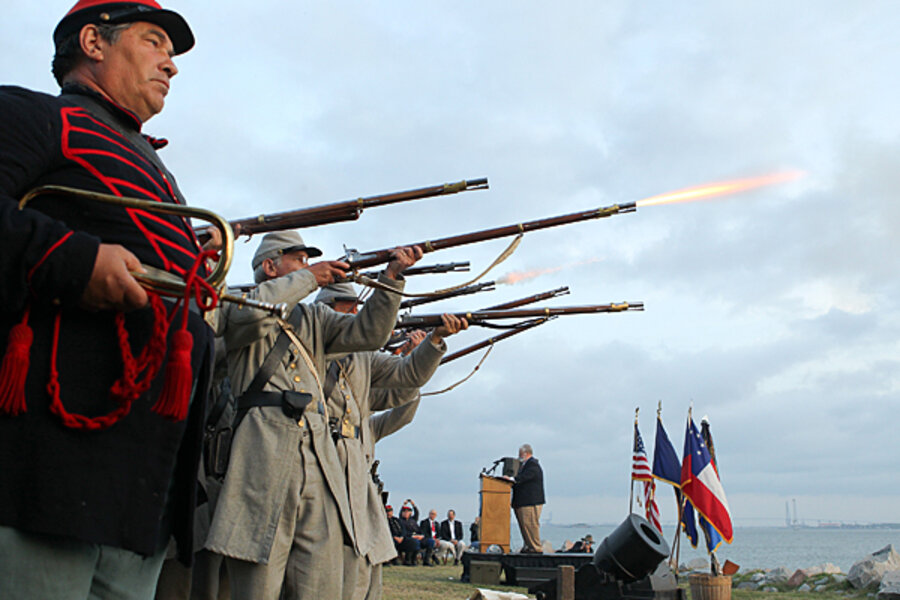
[54,0,195,55]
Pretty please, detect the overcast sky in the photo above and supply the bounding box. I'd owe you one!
[6,1,900,533]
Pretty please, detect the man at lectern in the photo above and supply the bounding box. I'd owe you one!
[511,444,545,553]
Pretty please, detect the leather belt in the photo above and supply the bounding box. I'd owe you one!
[236,391,325,426]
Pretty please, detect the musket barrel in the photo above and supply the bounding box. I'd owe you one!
[345,201,637,269]
[222,177,489,237]
[483,286,570,311]
[396,302,644,328]
[439,318,550,364]
[399,281,496,309]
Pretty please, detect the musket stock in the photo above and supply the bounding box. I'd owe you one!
[342,201,636,270]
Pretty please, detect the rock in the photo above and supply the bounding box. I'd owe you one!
[767,567,791,583]
[815,577,830,585]
[815,585,829,592]
[806,566,824,576]
[788,569,808,587]
[762,587,779,593]
[849,545,900,589]
[819,563,842,575]
[737,582,758,590]
[835,575,847,583]
[878,570,900,600]
[798,583,812,592]
[751,572,766,582]
[686,558,709,571]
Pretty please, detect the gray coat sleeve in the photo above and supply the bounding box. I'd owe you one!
[317,273,404,355]
[218,269,318,346]
[369,391,420,439]
[368,335,446,391]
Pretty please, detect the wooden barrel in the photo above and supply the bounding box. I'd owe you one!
[689,573,732,600]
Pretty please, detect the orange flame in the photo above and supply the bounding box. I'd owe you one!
[636,170,804,208]
[499,258,602,285]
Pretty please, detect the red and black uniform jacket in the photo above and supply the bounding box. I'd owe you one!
[0,84,213,562]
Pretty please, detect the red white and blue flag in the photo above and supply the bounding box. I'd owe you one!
[633,423,662,532]
[680,416,733,543]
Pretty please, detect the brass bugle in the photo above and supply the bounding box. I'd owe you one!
[19,185,289,318]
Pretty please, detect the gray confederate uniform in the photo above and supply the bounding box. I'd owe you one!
[327,346,444,600]
[204,268,404,600]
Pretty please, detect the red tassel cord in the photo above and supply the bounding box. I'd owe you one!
[152,250,218,420]
[0,309,33,416]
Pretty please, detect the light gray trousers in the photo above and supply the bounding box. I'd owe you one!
[0,525,166,600]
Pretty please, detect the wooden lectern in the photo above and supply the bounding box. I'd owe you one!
[479,474,513,553]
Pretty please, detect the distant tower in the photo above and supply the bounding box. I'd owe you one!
[785,501,790,527]
[792,498,798,526]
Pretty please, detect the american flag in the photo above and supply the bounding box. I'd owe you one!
[633,423,663,532]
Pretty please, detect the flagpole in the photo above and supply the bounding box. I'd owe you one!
[629,407,638,513]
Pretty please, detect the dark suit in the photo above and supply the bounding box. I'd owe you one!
[439,518,468,562]
[439,519,464,542]
[512,457,545,508]
[512,456,545,552]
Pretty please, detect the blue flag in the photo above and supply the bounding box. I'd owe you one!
[681,495,699,548]
[652,415,681,487]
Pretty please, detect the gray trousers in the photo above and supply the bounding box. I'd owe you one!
[341,547,385,600]
[227,439,344,600]
[0,525,166,600]
[514,504,543,552]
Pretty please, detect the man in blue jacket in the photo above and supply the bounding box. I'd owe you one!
[511,444,545,553]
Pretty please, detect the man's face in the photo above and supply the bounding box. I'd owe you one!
[429,510,437,521]
[266,250,309,279]
[448,510,455,521]
[518,448,526,460]
[92,22,178,122]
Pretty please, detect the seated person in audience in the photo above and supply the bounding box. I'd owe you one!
[398,502,432,565]
[439,509,468,565]
[387,505,418,566]
[421,509,454,564]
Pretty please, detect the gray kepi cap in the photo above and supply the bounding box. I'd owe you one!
[251,231,322,271]
[315,282,361,306]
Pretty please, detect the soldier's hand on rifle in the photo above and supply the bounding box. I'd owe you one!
[432,313,469,344]
[394,329,428,355]
[199,226,224,252]
[384,245,423,280]
[305,260,351,287]
[81,244,149,311]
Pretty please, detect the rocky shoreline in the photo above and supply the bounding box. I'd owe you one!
[678,545,900,599]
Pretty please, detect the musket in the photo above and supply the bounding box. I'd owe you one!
[439,317,552,365]
[341,200,637,270]
[482,286,569,311]
[214,177,488,238]
[360,261,471,279]
[395,302,643,329]
[399,281,496,310]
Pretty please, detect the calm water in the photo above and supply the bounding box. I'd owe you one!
[510,525,900,573]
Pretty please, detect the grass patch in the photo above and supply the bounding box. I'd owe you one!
[383,563,531,600]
